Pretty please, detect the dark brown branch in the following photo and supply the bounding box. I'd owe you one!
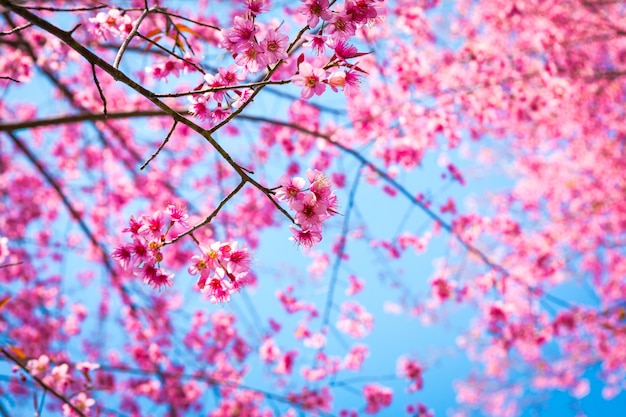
[91,63,107,116]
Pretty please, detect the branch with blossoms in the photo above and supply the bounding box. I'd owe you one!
[1,349,99,417]
[0,0,376,303]
[99,364,337,416]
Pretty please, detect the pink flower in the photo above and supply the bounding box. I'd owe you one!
[47,363,71,393]
[397,356,424,391]
[274,350,297,375]
[363,384,393,414]
[211,106,231,123]
[296,0,332,28]
[343,344,369,371]
[76,361,100,373]
[235,42,264,73]
[275,176,306,201]
[224,16,257,52]
[165,204,189,227]
[303,34,328,55]
[232,88,253,108]
[111,244,133,270]
[26,355,50,378]
[261,29,289,66]
[140,264,173,290]
[259,338,281,363]
[246,0,270,15]
[292,193,328,229]
[189,94,212,120]
[327,10,357,41]
[328,69,361,96]
[336,301,373,338]
[292,62,327,99]
[62,392,95,417]
[345,274,364,296]
[289,226,322,249]
[203,277,232,303]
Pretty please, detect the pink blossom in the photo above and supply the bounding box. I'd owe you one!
[203,277,233,303]
[295,0,333,28]
[140,265,173,290]
[397,356,424,391]
[276,176,306,201]
[235,42,265,73]
[304,34,328,55]
[261,29,289,66]
[62,392,96,417]
[259,338,281,363]
[363,384,393,414]
[292,62,327,99]
[345,274,364,296]
[189,94,212,120]
[343,344,369,370]
[289,226,323,249]
[165,204,189,227]
[26,355,50,377]
[327,10,357,41]
[336,301,373,338]
[224,16,257,52]
[274,351,297,375]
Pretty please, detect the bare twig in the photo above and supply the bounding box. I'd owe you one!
[0,22,30,35]
[0,75,19,83]
[91,63,107,116]
[0,261,23,269]
[154,79,291,98]
[320,163,363,330]
[164,180,246,245]
[153,9,221,30]
[113,7,152,70]
[140,120,177,170]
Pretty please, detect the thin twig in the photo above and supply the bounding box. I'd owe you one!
[321,164,363,329]
[164,180,246,245]
[140,120,177,170]
[113,7,152,70]
[0,261,23,269]
[91,63,107,116]
[0,22,31,35]
[154,9,221,30]
[21,4,107,12]
[154,79,291,98]
[0,76,19,83]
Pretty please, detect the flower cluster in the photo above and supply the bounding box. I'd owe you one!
[397,356,424,392]
[362,383,393,414]
[221,17,290,73]
[89,9,133,40]
[112,204,189,290]
[146,57,196,82]
[25,355,99,417]
[188,65,249,123]
[276,169,338,249]
[336,301,374,338]
[187,240,252,303]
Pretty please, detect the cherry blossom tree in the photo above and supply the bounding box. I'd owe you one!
[1,0,625,416]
